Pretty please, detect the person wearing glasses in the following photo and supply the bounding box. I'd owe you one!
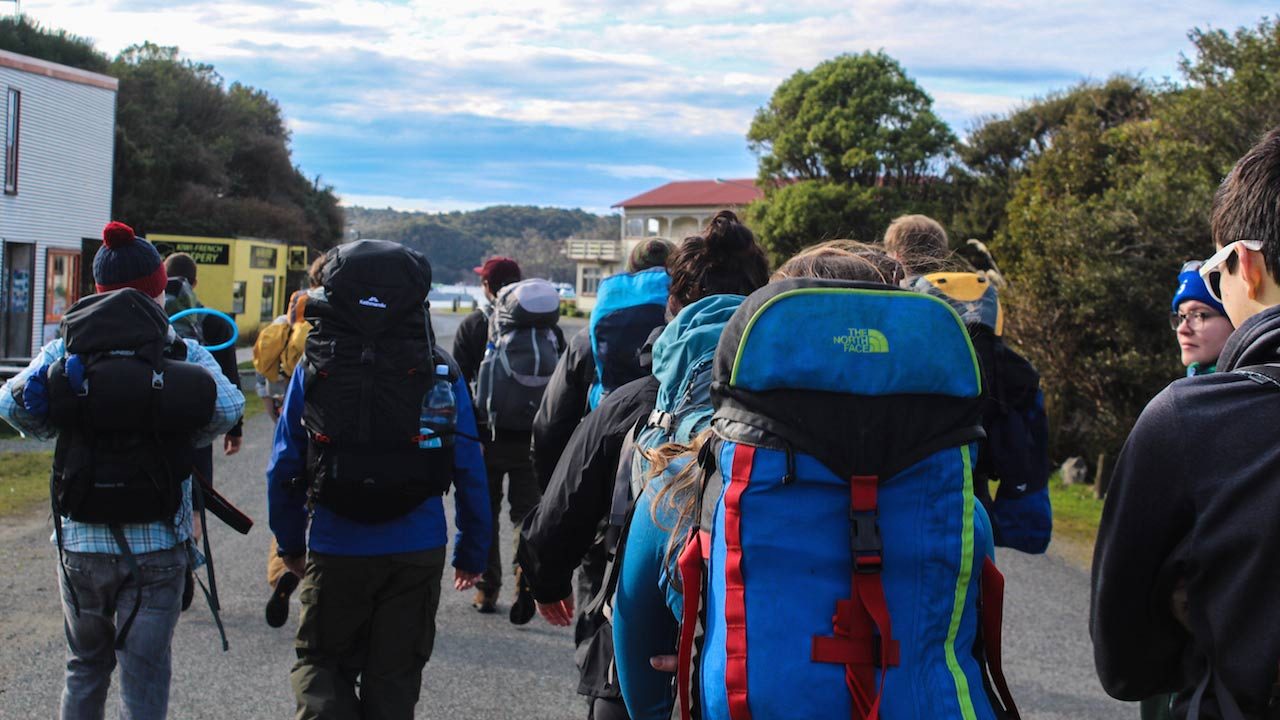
[1171,261,1234,377]
[1092,127,1280,719]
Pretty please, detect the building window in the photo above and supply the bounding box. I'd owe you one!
[5,88,20,195]
[45,249,80,323]
[646,218,660,236]
[625,217,644,238]
[260,276,276,321]
[581,266,603,296]
[231,281,246,314]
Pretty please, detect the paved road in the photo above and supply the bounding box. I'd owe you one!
[0,313,1131,719]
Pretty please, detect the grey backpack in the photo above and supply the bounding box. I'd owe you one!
[476,278,563,435]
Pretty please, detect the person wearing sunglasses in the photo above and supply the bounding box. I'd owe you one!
[1170,261,1234,377]
[1092,128,1280,719]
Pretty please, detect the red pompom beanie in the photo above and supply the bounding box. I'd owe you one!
[93,221,168,298]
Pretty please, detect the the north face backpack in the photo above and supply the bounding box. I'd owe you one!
[476,278,562,435]
[912,272,1053,555]
[301,240,455,523]
[674,279,1019,720]
[588,267,670,410]
[46,288,216,526]
[164,276,204,344]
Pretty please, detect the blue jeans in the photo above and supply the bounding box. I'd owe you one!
[57,546,188,720]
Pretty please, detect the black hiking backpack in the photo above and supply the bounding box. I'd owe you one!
[46,288,216,525]
[301,240,456,523]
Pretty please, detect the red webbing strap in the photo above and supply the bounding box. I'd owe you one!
[811,474,899,720]
[723,444,756,720]
[981,558,1020,720]
[676,528,704,720]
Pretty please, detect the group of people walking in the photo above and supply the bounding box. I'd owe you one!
[4,128,1280,720]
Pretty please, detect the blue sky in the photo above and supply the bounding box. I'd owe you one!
[25,1,1279,213]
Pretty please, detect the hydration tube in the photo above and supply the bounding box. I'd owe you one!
[168,308,239,352]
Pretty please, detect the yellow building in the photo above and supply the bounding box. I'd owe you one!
[148,234,310,337]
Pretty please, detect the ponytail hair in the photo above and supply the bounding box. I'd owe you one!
[667,210,770,310]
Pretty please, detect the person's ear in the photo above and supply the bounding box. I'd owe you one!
[1239,247,1268,301]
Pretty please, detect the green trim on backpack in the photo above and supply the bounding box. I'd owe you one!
[945,443,979,720]
[727,288,983,394]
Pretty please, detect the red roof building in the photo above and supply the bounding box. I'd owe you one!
[612,178,763,209]
[567,177,763,311]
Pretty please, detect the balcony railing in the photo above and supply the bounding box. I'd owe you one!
[567,238,621,261]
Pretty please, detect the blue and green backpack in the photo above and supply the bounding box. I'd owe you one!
[674,279,1020,720]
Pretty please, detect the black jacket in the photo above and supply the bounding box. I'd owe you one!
[1091,304,1280,719]
[452,308,489,387]
[518,371,658,604]
[202,311,242,437]
[532,327,596,489]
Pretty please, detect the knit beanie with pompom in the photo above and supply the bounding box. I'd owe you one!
[93,221,167,298]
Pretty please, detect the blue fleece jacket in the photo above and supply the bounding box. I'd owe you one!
[266,366,491,572]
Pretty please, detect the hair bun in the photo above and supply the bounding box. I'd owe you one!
[102,221,136,249]
[704,210,752,253]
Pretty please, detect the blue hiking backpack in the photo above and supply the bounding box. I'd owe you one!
[912,272,1053,555]
[589,267,670,410]
[607,294,743,531]
[673,279,1019,720]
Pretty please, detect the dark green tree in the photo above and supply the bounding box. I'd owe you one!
[746,51,955,260]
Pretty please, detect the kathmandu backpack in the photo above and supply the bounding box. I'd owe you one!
[45,288,219,647]
[476,278,562,435]
[673,279,1019,720]
[301,239,456,523]
[588,267,670,410]
[912,272,1053,554]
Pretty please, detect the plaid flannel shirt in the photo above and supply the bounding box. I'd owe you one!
[0,335,244,554]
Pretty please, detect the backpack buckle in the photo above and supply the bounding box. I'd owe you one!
[151,370,165,390]
[850,510,882,573]
[360,344,375,365]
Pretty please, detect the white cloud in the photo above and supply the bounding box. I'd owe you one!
[585,164,696,180]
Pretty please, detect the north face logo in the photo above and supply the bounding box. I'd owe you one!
[358,296,387,309]
[833,328,889,354]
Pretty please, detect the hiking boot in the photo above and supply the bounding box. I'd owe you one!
[509,569,535,626]
[473,589,497,614]
[265,572,300,628]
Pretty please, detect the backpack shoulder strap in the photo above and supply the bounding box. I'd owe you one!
[1235,363,1280,389]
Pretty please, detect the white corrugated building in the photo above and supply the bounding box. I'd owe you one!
[0,49,116,361]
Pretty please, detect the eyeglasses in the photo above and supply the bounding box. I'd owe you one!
[1200,239,1265,303]
[1169,309,1222,332]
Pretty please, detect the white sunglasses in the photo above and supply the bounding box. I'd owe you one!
[1199,239,1265,303]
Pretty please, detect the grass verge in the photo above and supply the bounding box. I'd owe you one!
[0,451,52,517]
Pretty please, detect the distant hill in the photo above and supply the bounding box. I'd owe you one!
[345,205,619,283]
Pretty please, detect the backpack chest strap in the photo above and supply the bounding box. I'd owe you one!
[811,474,900,720]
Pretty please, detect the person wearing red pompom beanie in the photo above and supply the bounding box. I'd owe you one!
[0,221,245,720]
[93,221,170,298]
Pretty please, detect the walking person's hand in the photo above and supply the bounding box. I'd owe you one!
[282,553,306,579]
[650,655,677,672]
[454,569,482,591]
[537,594,574,627]
[224,434,242,456]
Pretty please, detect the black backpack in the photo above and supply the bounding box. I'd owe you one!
[47,288,216,525]
[301,240,456,523]
[44,288,221,650]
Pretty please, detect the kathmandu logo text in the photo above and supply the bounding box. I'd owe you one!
[833,328,889,354]
[359,296,387,309]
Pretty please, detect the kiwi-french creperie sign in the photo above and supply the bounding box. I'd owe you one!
[166,242,229,265]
